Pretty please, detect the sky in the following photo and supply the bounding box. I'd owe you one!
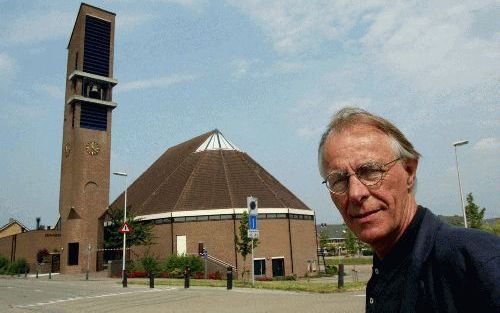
[0,0,498,229]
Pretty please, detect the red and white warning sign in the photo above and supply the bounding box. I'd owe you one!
[119,222,132,234]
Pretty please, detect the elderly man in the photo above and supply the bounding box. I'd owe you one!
[318,107,499,312]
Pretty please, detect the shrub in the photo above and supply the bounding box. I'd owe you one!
[141,256,160,275]
[325,265,338,276]
[9,259,29,274]
[163,254,203,275]
[36,249,50,264]
[285,274,297,281]
[208,271,223,280]
[362,249,373,256]
[129,271,147,278]
[0,255,9,273]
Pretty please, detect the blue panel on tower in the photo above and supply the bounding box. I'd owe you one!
[83,15,111,77]
[80,103,107,131]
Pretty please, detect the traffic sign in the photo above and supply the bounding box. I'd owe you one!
[249,215,257,230]
[119,222,132,234]
[248,230,259,239]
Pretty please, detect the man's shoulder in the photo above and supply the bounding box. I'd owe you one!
[418,207,500,263]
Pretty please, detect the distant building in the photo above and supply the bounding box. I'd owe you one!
[0,219,29,239]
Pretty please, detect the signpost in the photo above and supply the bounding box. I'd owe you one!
[247,196,258,287]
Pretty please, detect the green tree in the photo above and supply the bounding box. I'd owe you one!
[465,193,486,229]
[234,211,259,281]
[481,220,500,236]
[318,224,330,252]
[104,206,155,249]
[343,226,359,256]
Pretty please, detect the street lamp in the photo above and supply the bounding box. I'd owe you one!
[113,171,128,285]
[452,140,468,228]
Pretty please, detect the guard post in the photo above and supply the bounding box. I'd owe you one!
[338,263,344,288]
[184,266,190,289]
[122,271,128,288]
[227,267,233,290]
[49,269,52,280]
[149,272,155,289]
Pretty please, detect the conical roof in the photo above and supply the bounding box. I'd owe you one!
[110,130,311,215]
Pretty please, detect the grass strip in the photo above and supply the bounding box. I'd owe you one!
[127,278,367,293]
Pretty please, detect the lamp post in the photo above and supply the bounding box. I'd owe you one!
[452,140,468,228]
[113,171,128,284]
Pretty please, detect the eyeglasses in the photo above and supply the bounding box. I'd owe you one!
[322,157,401,194]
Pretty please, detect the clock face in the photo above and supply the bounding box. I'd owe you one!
[85,141,100,156]
[64,143,71,157]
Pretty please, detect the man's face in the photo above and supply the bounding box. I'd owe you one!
[322,124,417,248]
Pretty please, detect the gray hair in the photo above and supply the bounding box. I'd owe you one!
[318,107,420,179]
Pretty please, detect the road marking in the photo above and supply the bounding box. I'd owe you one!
[354,294,366,297]
[15,287,176,308]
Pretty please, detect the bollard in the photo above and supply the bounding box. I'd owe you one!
[36,270,39,279]
[184,266,190,289]
[226,267,233,290]
[149,272,155,289]
[49,270,52,280]
[122,270,128,288]
[24,268,28,278]
[86,270,89,281]
[338,264,344,288]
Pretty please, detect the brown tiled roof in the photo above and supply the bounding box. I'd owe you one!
[109,130,312,215]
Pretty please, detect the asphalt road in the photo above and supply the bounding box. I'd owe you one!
[0,276,365,313]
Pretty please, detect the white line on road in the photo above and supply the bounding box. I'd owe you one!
[15,287,176,308]
[354,294,366,297]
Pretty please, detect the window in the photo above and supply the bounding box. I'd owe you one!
[272,258,285,277]
[254,259,266,276]
[80,103,107,131]
[83,15,111,77]
[68,242,79,266]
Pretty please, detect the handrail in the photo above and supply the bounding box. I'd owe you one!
[206,255,238,272]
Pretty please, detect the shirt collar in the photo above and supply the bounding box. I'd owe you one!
[373,206,426,271]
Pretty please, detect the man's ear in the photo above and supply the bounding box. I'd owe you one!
[404,158,418,189]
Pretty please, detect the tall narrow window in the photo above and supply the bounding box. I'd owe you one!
[68,242,79,266]
[75,52,78,70]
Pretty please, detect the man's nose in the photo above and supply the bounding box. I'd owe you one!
[348,174,370,204]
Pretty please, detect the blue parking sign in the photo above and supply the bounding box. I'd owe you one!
[249,215,257,230]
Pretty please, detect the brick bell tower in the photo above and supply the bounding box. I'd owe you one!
[59,3,117,273]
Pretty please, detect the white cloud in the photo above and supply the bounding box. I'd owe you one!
[231,58,256,78]
[362,1,500,94]
[117,74,199,92]
[473,137,500,152]
[0,52,15,78]
[40,84,64,100]
[229,0,500,96]
[1,10,74,45]
[227,0,381,54]
[116,12,157,32]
